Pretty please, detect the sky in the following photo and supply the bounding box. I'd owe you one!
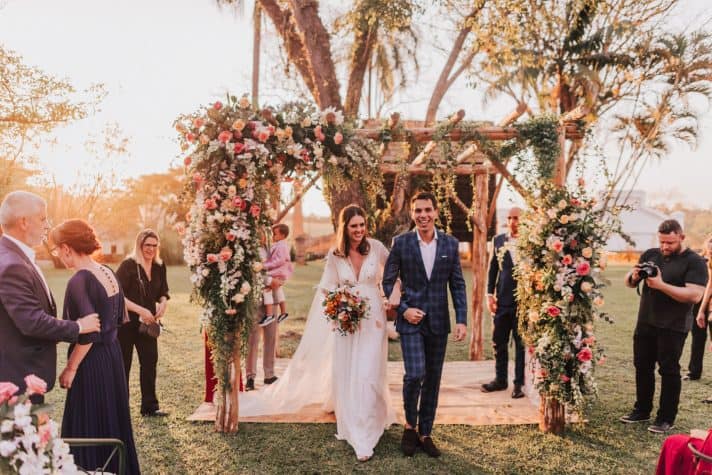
[1,0,712,216]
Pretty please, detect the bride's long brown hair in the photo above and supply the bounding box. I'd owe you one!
[334,205,370,258]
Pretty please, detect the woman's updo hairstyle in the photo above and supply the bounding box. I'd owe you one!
[50,219,102,256]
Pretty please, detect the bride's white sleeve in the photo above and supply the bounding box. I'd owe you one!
[371,239,389,268]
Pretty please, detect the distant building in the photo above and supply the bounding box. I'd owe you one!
[604,191,684,252]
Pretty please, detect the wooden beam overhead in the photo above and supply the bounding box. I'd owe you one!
[354,123,584,142]
[379,163,493,175]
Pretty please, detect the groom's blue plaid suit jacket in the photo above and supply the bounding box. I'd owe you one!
[382,230,467,336]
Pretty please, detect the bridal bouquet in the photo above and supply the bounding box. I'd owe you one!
[322,284,369,335]
[0,376,78,474]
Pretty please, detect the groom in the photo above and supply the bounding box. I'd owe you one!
[383,191,467,457]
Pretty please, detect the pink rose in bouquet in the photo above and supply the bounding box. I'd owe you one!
[24,374,47,396]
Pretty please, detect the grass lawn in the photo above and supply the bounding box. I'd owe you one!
[42,263,711,474]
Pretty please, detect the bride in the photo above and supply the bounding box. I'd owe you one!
[239,204,396,461]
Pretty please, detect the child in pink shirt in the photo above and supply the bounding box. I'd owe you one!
[257,223,294,326]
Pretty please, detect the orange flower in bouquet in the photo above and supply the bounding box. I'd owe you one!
[322,284,369,336]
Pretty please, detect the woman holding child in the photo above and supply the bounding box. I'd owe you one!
[240,205,395,461]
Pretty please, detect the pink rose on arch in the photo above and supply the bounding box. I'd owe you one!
[257,129,270,143]
[213,101,223,110]
[576,261,591,276]
[219,247,233,261]
[185,132,197,143]
[547,306,561,317]
[561,254,573,266]
[0,382,19,403]
[24,374,47,396]
[249,204,260,217]
[232,196,246,210]
[234,142,246,155]
[183,156,192,167]
[550,239,564,253]
[218,130,233,143]
[206,254,219,263]
[577,347,593,362]
[225,230,237,241]
[193,118,204,129]
[204,198,218,210]
[560,374,571,383]
[334,132,344,145]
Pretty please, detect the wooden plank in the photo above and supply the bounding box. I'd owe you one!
[354,123,584,142]
[380,163,493,175]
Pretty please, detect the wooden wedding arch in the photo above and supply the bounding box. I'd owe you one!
[277,110,584,363]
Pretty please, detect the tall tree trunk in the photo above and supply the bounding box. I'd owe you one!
[425,6,483,125]
[258,0,318,100]
[252,2,261,108]
[344,25,377,117]
[288,0,342,108]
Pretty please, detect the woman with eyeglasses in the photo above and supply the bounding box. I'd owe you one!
[117,229,170,417]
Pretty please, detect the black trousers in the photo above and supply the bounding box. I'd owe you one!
[633,322,687,424]
[688,312,712,379]
[118,319,159,414]
[493,306,525,386]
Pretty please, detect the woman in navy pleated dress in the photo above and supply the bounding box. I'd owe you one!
[51,219,140,475]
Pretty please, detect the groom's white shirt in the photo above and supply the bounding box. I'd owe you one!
[415,229,438,280]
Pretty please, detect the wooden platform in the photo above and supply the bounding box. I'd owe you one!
[188,359,543,426]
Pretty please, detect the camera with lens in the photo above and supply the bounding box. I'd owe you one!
[637,261,659,279]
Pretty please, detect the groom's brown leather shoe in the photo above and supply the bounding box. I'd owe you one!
[420,436,441,458]
[401,428,419,456]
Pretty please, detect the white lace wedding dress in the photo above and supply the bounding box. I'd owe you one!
[239,238,396,458]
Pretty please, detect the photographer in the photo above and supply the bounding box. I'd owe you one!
[620,220,708,434]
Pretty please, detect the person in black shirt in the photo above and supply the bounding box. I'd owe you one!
[116,229,170,417]
[685,235,712,382]
[620,219,707,434]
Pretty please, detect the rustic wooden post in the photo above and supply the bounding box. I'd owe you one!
[469,161,488,360]
[215,329,241,433]
[539,123,569,434]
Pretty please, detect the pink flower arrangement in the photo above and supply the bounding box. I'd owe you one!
[218,130,233,143]
[547,306,561,317]
[213,101,223,110]
[550,239,564,253]
[561,254,573,266]
[576,347,593,362]
[233,142,246,154]
[24,374,47,396]
[193,118,204,128]
[206,254,219,263]
[232,196,246,210]
[185,132,197,143]
[225,230,237,241]
[576,261,591,276]
[204,198,218,210]
[219,247,233,261]
[560,374,571,383]
[0,382,19,404]
[184,156,192,166]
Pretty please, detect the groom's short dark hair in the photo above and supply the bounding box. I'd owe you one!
[411,192,438,209]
